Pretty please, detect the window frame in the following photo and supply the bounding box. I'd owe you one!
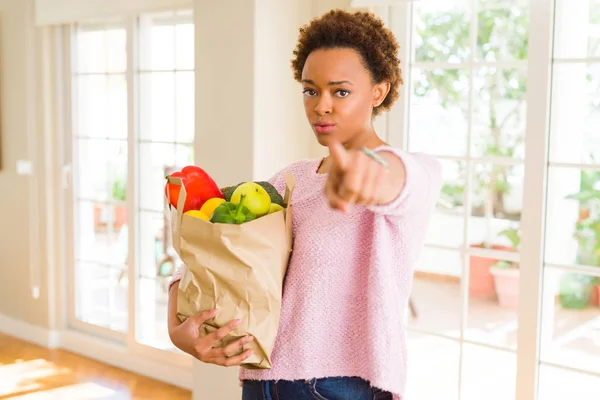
[61,11,194,382]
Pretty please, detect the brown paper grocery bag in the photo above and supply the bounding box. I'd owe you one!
[166,173,295,369]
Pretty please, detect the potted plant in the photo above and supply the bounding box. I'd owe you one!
[489,227,520,308]
[111,177,127,231]
[93,176,127,232]
[467,136,522,300]
[561,170,600,309]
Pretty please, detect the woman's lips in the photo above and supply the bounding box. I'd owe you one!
[313,122,336,134]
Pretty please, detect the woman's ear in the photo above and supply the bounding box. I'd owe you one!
[372,81,391,108]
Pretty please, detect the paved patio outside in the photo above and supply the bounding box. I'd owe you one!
[405,277,600,400]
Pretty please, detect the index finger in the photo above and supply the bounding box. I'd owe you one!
[328,140,350,171]
[206,319,242,346]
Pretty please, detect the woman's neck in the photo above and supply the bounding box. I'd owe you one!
[343,131,387,151]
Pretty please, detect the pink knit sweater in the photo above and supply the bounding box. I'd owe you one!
[170,146,442,399]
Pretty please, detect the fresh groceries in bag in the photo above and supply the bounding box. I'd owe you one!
[165,167,286,224]
[164,165,294,369]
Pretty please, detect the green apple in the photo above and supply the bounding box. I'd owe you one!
[230,182,271,217]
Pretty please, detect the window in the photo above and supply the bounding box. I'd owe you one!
[538,0,600,396]
[136,10,195,349]
[404,1,530,397]
[71,20,129,334]
[67,10,194,354]
[375,0,600,398]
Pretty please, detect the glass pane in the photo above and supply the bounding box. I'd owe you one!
[413,0,470,63]
[476,0,530,61]
[106,75,128,139]
[554,0,600,59]
[548,63,600,164]
[175,16,194,70]
[139,73,176,142]
[75,261,127,332]
[545,167,600,266]
[428,160,466,248]
[138,210,178,280]
[469,163,523,245]
[460,344,516,400]
[76,74,127,139]
[409,68,469,156]
[137,276,172,349]
[138,142,176,212]
[175,72,195,143]
[539,269,600,375]
[408,248,462,338]
[137,144,192,212]
[465,255,519,348]
[139,12,175,71]
[75,75,107,138]
[76,200,128,266]
[472,68,527,159]
[105,28,127,73]
[538,365,600,399]
[76,28,106,73]
[175,143,194,166]
[405,332,460,400]
[76,138,127,202]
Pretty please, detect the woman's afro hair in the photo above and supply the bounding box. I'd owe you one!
[291,9,403,116]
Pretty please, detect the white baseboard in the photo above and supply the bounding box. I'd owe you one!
[0,313,192,391]
[60,330,193,391]
[0,313,60,348]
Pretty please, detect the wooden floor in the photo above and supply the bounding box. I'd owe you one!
[0,333,191,399]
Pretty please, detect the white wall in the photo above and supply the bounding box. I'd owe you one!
[194,0,341,188]
[0,0,55,332]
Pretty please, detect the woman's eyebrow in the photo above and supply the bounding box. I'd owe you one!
[302,79,353,86]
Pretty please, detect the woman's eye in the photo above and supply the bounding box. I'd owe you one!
[336,90,350,98]
[303,88,316,96]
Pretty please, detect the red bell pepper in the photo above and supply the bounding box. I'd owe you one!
[165,166,223,213]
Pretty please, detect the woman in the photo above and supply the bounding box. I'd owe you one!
[167,9,442,400]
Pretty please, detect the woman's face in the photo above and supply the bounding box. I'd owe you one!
[301,47,389,147]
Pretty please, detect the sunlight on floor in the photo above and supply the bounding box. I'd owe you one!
[0,358,116,399]
[0,359,64,397]
[7,382,117,399]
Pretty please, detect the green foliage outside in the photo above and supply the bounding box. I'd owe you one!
[412,2,600,302]
[413,2,529,221]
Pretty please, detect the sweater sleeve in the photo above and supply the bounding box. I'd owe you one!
[167,168,289,291]
[167,262,185,291]
[367,147,443,218]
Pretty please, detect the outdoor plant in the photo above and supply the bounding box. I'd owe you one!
[112,176,127,202]
[415,3,529,226]
[566,169,600,267]
[491,226,520,269]
[560,169,600,309]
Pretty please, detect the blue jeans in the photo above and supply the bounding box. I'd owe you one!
[241,377,393,400]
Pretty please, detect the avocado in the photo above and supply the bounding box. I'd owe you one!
[221,183,242,202]
[255,181,284,206]
[221,181,284,206]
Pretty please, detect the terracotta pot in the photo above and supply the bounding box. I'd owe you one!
[491,267,520,308]
[114,205,127,230]
[590,284,600,307]
[468,244,513,300]
[93,203,127,232]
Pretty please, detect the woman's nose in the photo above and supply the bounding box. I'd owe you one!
[314,95,332,115]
